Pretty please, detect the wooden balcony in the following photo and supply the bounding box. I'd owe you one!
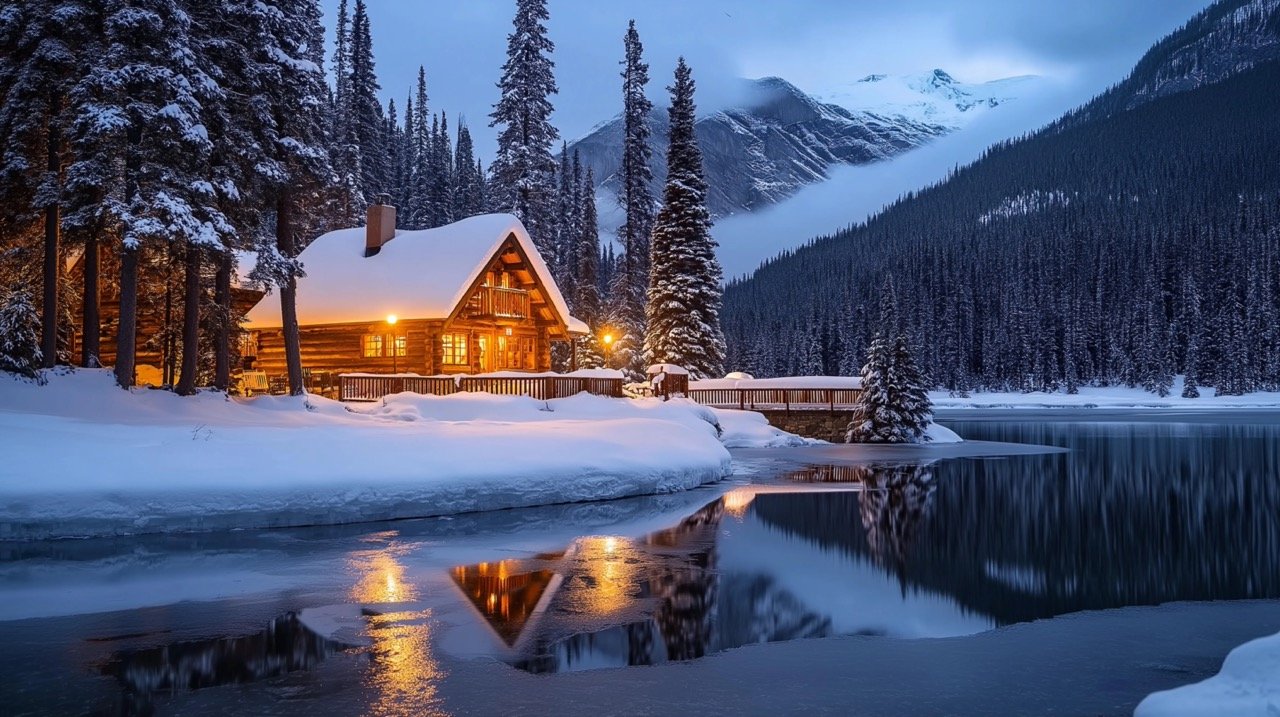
[466,286,530,319]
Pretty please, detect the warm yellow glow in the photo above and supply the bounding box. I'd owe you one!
[722,487,757,518]
[348,541,418,604]
[364,608,446,716]
[386,313,398,325]
[577,536,633,615]
[602,333,614,345]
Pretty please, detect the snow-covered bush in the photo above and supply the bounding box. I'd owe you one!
[0,287,42,378]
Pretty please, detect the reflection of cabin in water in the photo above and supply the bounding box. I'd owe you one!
[244,210,588,380]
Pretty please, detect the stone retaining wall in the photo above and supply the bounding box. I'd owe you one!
[757,409,853,443]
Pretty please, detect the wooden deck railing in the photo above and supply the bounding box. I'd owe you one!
[465,286,530,319]
[686,387,862,413]
[339,374,624,401]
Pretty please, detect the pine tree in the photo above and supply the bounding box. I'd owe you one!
[245,0,335,395]
[348,0,383,206]
[0,286,42,378]
[574,167,605,368]
[0,1,80,369]
[452,119,482,219]
[644,58,725,379]
[429,112,453,225]
[847,333,931,444]
[618,20,654,307]
[406,65,431,228]
[489,0,559,251]
[67,0,225,389]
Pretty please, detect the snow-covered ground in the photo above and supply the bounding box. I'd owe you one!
[0,370,815,540]
[932,378,1280,410]
[1136,629,1280,717]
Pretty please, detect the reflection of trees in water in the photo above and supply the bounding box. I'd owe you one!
[644,499,722,662]
[103,612,344,712]
[755,424,1280,625]
[520,497,834,672]
[856,465,937,576]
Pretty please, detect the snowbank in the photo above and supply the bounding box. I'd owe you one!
[932,377,1280,410]
[711,408,819,448]
[926,422,963,444]
[0,369,737,540]
[1136,629,1280,717]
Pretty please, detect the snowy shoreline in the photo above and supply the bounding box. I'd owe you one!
[930,379,1280,411]
[0,370,814,541]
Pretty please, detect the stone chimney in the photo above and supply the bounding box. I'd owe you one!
[365,198,396,257]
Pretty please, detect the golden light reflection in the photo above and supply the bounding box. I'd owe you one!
[364,609,447,717]
[348,546,419,604]
[575,535,635,615]
[722,487,756,518]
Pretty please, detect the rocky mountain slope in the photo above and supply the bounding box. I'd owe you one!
[570,76,953,219]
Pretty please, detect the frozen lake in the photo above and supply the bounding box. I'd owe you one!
[2,414,1279,715]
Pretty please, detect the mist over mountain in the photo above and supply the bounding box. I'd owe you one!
[569,70,1040,231]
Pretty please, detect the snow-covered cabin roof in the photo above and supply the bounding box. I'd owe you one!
[245,213,586,333]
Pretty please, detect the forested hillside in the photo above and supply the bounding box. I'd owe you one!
[722,57,1280,395]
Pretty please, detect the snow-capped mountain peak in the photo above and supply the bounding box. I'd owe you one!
[819,69,1041,129]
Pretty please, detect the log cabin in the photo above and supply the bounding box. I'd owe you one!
[243,208,589,380]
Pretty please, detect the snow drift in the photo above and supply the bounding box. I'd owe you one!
[0,370,746,540]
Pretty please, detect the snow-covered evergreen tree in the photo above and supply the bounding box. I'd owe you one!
[452,119,483,219]
[244,0,334,395]
[348,0,384,206]
[489,0,558,252]
[574,167,605,368]
[429,112,453,226]
[0,0,82,370]
[67,0,225,388]
[847,332,931,444]
[618,20,654,296]
[0,286,42,378]
[644,58,725,379]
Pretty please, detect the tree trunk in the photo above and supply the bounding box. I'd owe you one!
[214,250,231,391]
[115,244,139,389]
[41,93,61,368]
[175,243,201,395]
[117,123,141,390]
[163,247,174,386]
[277,191,304,395]
[82,229,100,367]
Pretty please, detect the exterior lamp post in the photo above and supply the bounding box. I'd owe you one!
[386,314,398,374]
[602,332,614,368]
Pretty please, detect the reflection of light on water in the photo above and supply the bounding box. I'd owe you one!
[364,609,447,717]
[722,488,756,518]
[576,536,634,615]
[346,538,443,715]
[349,546,418,604]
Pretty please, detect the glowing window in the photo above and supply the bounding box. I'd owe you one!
[442,333,468,366]
[362,334,384,358]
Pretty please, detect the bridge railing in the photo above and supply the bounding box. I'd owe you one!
[686,387,862,413]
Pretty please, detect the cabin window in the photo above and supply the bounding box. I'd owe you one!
[362,334,384,358]
[442,333,469,366]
